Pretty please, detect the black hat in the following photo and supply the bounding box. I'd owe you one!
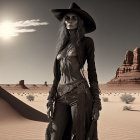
[51,2,96,33]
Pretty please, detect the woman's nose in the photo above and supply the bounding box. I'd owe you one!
[68,19,73,24]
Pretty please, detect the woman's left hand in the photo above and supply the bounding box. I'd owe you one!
[46,99,54,120]
[92,109,100,120]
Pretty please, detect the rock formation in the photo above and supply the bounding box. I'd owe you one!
[15,80,28,89]
[41,81,48,88]
[44,81,48,86]
[107,47,140,84]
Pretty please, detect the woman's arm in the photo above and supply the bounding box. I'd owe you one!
[47,57,61,101]
[86,37,102,111]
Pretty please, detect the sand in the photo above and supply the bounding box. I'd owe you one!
[1,85,140,140]
[98,93,140,140]
[0,98,47,140]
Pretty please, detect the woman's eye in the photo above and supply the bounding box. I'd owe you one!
[72,16,77,20]
[65,16,70,21]
[65,15,77,21]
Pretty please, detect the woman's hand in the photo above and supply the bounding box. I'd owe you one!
[46,99,54,120]
[92,109,100,120]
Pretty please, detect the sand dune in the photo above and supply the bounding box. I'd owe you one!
[0,87,48,122]
[1,85,140,140]
[0,101,47,140]
[0,97,48,140]
[0,87,48,140]
[0,98,22,121]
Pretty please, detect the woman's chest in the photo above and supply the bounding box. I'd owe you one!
[57,43,78,60]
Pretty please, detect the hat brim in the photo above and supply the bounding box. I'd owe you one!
[51,8,96,33]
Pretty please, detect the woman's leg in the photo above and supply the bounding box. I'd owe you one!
[71,103,78,140]
[51,101,71,140]
[70,81,94,140]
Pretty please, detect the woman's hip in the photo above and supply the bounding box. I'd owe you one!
[56,79,92,106]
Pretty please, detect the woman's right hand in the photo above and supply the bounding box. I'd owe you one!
[46,99,54,120]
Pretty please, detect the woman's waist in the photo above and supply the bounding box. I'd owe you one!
[60,69,83,78]
[57,78,88,96]
[58,77,86,87]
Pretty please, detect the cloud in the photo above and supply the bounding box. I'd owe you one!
[16,29,36,33]
[14,19,48,27]
[0,19,49,38]
[14,19,48,35]
[12,29,37,37]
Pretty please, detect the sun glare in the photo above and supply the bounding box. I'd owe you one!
[0,21,16,39]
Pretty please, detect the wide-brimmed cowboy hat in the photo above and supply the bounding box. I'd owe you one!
[51,2,96,33]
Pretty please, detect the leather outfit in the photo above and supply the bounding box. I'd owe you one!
[56,40,85,97]
[47,36,102,111]
[46,36,102,140]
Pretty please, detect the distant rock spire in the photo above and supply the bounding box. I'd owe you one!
[15,80,28,89]
[44,81,48,86]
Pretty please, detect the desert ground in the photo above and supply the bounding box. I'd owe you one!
[0,84,140,140]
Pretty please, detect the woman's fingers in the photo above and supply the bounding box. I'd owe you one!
[47,108,49,114]
[95,111,99,120]
[47,106,54,119]
[47,107,51,117]
[92,110,100,120]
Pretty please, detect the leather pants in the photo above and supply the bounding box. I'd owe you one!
[50,100,77,140]
[45,85,99,140]
[49,79,93,140]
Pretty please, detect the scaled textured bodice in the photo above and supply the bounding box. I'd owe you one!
[56,42,84,85]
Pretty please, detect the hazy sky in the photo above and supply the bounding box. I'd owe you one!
[0,0,140,84]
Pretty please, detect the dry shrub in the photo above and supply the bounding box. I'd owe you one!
[123,105,132,111]
[102,97,108,102]
[120,94,135,104]
[26,95,35,101]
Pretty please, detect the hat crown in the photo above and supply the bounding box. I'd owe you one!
[69,2,81,9]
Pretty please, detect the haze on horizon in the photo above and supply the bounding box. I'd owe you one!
[0,0,140,84]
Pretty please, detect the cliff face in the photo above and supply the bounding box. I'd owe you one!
[107,47,140,84]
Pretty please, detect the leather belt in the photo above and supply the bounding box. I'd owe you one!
[57,78,86,96]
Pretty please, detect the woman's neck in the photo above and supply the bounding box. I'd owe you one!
[68,29,77,42]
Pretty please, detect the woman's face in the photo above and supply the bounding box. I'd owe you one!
[64,13,78,30]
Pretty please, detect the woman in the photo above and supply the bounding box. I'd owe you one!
[46,2,102,140]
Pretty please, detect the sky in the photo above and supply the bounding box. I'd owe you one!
[0,0,140,84]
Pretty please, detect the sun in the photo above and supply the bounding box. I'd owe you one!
[0,21,16,39]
